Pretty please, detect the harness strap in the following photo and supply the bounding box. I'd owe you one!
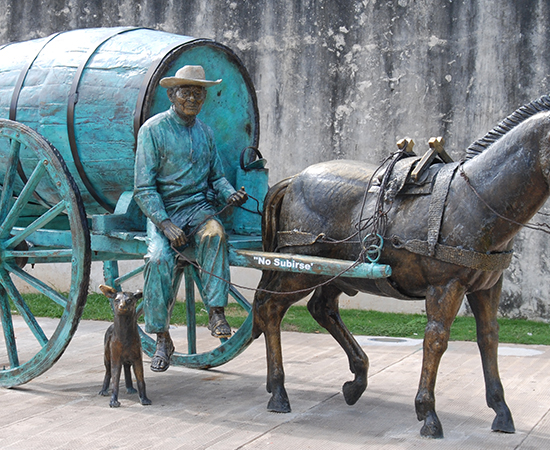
[427,162,460,256]
[392,237,513,271]
[277,230,327,248]
[277,160,513,272]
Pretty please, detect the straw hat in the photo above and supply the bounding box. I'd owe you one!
[160,65,222,88]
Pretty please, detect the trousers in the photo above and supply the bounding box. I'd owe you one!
[143,215,230,334]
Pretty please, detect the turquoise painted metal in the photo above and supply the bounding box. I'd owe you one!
[0,119,90,387]
[230,250,392,278]
[0,28,391,387]
[0,27,259,224]
[0,27,261,386]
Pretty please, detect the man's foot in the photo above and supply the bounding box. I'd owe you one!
[208,307,231,338]
[151,332,174,372]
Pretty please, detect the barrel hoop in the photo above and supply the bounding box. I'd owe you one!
[9,32,62,121]
[8,32,63,209]
[133,41,189,147]
[133,39,260,151]
[67,27,144,213]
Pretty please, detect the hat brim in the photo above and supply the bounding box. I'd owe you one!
[159,77,222,88]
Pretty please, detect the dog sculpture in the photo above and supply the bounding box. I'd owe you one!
[98,285,151,408]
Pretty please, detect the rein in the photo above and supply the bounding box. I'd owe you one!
[170,242,368,296]
[459,165,550,235]
[356,148,411,256]
[185,192,263,241]
[172,194,370,296]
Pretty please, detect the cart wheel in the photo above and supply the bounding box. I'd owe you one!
[137,265,254,369]
[0,119,91,387]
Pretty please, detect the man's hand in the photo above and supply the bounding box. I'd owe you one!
[159,219,187,247]
[227,188,248,207]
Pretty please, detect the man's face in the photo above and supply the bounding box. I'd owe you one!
[170,85,207,117]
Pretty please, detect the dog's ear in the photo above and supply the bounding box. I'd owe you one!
[99,284,117,299]
[134,290,143,301]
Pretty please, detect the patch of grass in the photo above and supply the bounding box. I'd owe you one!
[12,293,550,346]
[15,293,250,328]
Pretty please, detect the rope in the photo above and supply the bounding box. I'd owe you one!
[185,193,263,240]
[169,192,372,296]
[459,165,550,235]
[171,243,369,296]
[356,148,411,259]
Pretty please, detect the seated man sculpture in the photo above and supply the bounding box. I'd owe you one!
[134,65,247,372]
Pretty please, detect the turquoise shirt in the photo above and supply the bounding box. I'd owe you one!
[134,107,236,228]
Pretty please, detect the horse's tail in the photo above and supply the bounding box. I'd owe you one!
[252,176,294,339]
[261,176,295,252]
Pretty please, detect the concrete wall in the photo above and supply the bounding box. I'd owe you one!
[2,0,550,319]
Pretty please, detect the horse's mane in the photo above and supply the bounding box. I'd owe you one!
[465,94,550,160]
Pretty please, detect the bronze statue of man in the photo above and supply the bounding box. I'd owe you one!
[134,65,247,372]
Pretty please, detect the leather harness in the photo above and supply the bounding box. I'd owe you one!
[277,159,513,273]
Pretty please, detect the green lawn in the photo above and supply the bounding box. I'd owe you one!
[14,293,550,346]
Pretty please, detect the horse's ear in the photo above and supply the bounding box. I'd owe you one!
[99,284,117,299]
[134,290,143,300]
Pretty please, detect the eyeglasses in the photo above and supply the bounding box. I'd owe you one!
[175,86,206,100]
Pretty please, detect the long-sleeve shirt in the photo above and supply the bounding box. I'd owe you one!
[134,107,236,228]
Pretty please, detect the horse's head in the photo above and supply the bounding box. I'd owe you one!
[466,96,550,188]
[456,101,550,245]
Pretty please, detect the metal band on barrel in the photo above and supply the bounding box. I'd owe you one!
[67,27,142,213]
[9,32,62,207]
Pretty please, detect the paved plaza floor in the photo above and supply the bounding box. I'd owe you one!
[2,316,550,449]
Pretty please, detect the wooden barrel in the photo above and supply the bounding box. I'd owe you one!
[0,27,259,216]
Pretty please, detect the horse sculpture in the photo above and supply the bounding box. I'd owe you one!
[252,95,550,438]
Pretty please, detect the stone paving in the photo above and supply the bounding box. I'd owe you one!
[2,317,550,449]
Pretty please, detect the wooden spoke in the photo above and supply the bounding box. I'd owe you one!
[0,284,19,368]
[0,159,48,240]
[185,266,198,354]
[0,119,90,387]
[5,201,66,249]
[7,264,68,309]
[0,270,48,347]
[229,285,252,310]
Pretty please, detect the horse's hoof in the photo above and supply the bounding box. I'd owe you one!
[140,397,152,406]
[126,387,137,394]
[267,395,291,413]
[420,411,444,439]
[109,400,121,408]
[342,379,367,406]
[98,389,109,397]
[492,411,515,433]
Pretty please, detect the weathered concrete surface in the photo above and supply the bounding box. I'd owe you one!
[1,0,549,319]
[2,316,550,449]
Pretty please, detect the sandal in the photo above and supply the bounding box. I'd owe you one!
[208,308,232,338]
[150,334,174,372]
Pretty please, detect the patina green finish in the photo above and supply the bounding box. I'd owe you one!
[0,27,262,386]
[0,27,259,224]
[0,119,90,387]
[0,28,391,387]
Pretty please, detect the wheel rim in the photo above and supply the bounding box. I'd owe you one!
[0,119,91,387]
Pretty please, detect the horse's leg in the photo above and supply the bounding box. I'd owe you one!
[466,275,515,433]
[253,271,312,413]
[307,284,368,406]
[415,279,466,438]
